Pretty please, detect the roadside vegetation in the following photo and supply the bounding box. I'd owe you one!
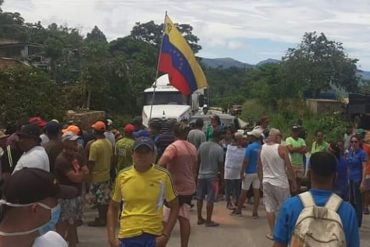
[0,1,366,137]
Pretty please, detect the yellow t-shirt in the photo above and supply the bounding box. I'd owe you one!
[88,138,113,183]
[112,165,177,239]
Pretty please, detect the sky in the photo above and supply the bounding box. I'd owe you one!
[3,0,370,70]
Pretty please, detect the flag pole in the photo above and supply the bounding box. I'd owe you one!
[149,11,167,122]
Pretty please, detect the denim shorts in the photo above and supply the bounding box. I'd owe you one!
[196,177,219,203]
[120,233,156,247]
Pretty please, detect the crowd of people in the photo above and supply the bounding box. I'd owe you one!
[0,114,367,247]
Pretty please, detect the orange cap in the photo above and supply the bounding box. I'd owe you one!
[91,121,106,131]
[62,125,80,135]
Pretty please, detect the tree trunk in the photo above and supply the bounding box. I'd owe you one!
[86,89,91,110]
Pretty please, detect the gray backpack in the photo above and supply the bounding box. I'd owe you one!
[290,191,346,247]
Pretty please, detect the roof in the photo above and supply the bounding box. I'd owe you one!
[0,57,29,69]
[144,74,180,93]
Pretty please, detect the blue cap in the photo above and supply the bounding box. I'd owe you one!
[134,137,155,152]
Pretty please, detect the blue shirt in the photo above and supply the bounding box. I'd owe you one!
[274,189,359,247]
[335,156,348,189]
[244,141,261,174]
[346,149,367,183]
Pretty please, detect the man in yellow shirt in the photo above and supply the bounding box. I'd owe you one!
[107,137,179,247]
[88,121,113,227]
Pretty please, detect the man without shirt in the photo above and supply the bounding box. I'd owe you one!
[107,137,179,247]
[273,152,359,247]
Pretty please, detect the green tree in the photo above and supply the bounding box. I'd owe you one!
[130,20,201,53]
[85,26,107,44]
[108,37,157,115]
[0,66,65,126]
[282,32,359,97]
[0,11,27,41]
[80,26,111,110]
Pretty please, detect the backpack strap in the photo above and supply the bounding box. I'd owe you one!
[299,191,316,208]
[324,193,343,212]
[6,145,13,168]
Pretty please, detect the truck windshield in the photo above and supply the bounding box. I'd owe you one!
[144,92,188,105]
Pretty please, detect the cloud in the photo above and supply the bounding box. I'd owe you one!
[3,0,370,68]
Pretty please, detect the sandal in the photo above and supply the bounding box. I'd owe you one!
[265,233,273,240]
[197,218,206,225]
[230,210,242,216]
[205,221,219,227]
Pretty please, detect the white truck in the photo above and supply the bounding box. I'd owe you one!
[141,74,205,127]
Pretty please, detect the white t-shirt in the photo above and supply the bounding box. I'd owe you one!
[40,134,49,146]
[224,145,245,180]
[12,146,50,174]
[33,231,67,247]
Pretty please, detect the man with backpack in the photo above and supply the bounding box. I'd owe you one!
[273,152,359,247]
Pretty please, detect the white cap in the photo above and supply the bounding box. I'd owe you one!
[62,131,79,141]
[247,129,262,138]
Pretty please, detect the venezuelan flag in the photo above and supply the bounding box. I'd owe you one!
[159,15,207,96]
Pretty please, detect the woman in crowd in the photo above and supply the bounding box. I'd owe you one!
[311,129,329,154]
[345,134,368,227]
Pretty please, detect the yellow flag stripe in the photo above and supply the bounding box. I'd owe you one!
[164,15,207,89]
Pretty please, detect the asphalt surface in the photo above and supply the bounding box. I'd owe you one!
[78,199,370,247]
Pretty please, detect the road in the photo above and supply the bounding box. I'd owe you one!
[78,200,370,247]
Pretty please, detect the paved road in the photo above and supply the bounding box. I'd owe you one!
[78,200,370,247]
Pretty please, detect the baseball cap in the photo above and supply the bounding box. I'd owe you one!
[91,121,106,131]
[124,124,136,134]
[28,117,47,129]
[247,129,262,138]
[62,131,79,141]
[62,125,80,135]
[292,125,301,131]
[3,168,78,204]
[45,121,61,135]
[16,124,41,141]
[133,137,155,152]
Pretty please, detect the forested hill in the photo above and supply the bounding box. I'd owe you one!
[201,57,370,81]
[200,57,279,69]
[0,1,368,126]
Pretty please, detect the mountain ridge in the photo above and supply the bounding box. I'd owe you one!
[200,57,370,80]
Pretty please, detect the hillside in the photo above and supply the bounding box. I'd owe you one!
[357,70,370,81]
[201,57,370,82]
[200,57,253,69]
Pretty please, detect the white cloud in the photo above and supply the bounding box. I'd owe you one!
[3,0,370,68]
